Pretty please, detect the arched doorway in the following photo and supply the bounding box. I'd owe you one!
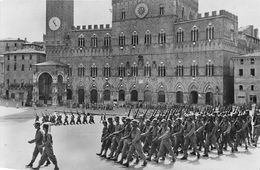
[144,90,152,103]
[67,89,72,100]
[38,73,52,104]
[131,90,138,102]
[176,91,184,104]
[158,91,165,103]
[57,75,63,104]
[190,91,198,104]
[103,90,111,101]
[119,90,125,101]
[90,89,98,103]
[206,92,214,105]
[78,88,85,104]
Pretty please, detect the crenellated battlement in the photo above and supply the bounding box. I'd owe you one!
[177,10,238,23]
[197,10,238,21]
[71,24,112,31]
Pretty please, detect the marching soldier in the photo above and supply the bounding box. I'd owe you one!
[33,123,59,170]
[70,112,75,125]
[203,115,220,157]
[154,119,176,163]
[122,120,147,167]
[26,121,50,168]
[63,112,69,125]
[181,114,200,160]
[76,111,82,125]
[253,113,260,147]
[89,113,95,124]
[219,115,234,153]
[82,112,88,124]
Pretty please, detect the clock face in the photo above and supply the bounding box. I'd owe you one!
[135,3,148,18]
[49,17,61,31]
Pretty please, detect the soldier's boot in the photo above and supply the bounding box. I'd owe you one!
[197,152,200,159]
[26,162,33,168]
[45,160,51,166]
[54,165,59,170]
[134,158,139,164]
[123,161,129,167]
[180,156,187,160]
[146,156,151,161]
[190,151,196,156]
[142,160,147,166]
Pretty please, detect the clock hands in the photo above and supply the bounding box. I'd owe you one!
[53,20,57,27]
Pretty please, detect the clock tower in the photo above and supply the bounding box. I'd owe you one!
[45,0,74,46]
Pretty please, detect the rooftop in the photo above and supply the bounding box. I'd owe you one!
[0,37,27,42]
[234,52,260,58]
[3,49,45,55]
[34,60,68,66]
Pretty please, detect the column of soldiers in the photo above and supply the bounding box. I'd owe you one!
[96,105,260,167]
[40,110,95,126]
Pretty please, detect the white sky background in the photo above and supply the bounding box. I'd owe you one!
[0,0,259,42]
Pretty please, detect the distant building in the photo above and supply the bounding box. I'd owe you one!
[233,52,260,104]
[0,38,27,54]
[3,48,46,104]
[31,0,260,106]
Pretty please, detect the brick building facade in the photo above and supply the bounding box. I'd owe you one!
[33,0,260,106]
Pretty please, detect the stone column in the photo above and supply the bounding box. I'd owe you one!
[52,76,58,106]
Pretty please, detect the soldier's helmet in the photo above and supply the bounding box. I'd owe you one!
[34,121,41,126]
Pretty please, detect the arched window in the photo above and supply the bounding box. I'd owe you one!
[191,26,199,42]
[158,29,166,44]
[121,9,126,20]
[91,34,98,48]
[190,61,198,77]
[131,62,138,77]
[119,32,125,47]
[206,60,214,76]
[144,62,151,77]
[118,63,126,77]
[91,63,98,78]
[177,28,184,43]
[132,31,138,46]
[144,30,152,45]
[206,23,214,41]
[104,33,111,47]
[158,62,166,77]
[78,64,85,77]
[176,61,184,77]
[159,5,165,15]
[78,34,85,47]
[239,85,243,91]
[103,63,111,77]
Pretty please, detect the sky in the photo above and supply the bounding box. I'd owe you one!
[0,0,259,42]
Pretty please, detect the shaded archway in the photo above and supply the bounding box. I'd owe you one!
[190,91,198,104]
[103,90,111,101]
[67,89,72,100]
[131,90,138,102]
[119,90,125,101]
[38,73,52,104]
[176,91,184,104]
[144,90,152,103]
[90,89,98,103]
[78,88,85,104]
[57,75,63,104]
[206,92,214,105]
[158,91,165,103]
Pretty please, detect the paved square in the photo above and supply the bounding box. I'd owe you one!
[0,105,260,170]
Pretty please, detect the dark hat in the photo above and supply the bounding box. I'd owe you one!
[34,121,41,125]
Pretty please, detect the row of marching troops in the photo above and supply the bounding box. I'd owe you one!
[36,110,95,125]
[96,105,260,167]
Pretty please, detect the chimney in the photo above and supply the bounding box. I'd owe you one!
[254,29,258,38]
